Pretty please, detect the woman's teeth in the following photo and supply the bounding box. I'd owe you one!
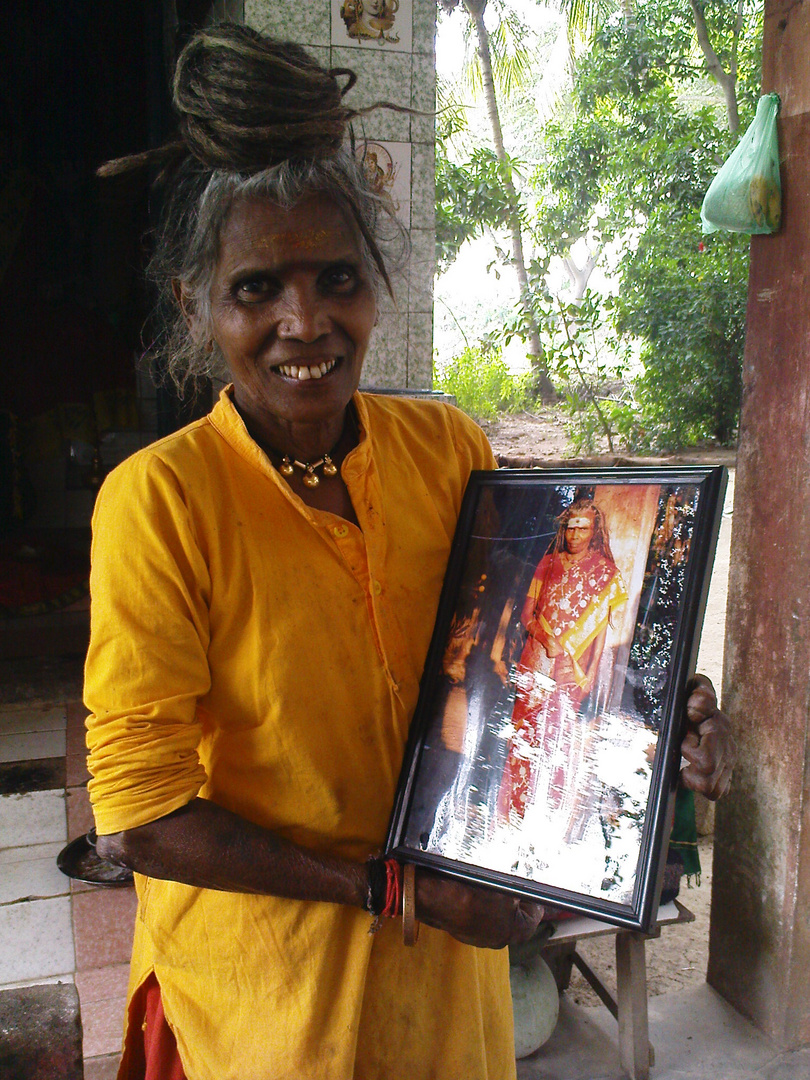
[276,359,337,381]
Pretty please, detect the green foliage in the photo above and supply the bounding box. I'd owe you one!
[614,213,748,448]
[436,143,523,271]
[435,345,531,421]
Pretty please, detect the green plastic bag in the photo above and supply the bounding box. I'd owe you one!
[701,93,781,235]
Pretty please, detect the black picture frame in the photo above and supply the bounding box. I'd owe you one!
[386,466,727,933]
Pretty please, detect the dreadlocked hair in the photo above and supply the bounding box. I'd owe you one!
[99,23,409,397]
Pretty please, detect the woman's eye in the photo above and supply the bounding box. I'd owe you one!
[235,278,275,303]
[322,265,358,292]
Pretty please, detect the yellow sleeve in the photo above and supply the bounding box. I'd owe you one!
[84,452,211,835]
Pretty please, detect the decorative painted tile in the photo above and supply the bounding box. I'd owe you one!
[331,0,413,53]
[407,311,434,388]
[0,896,75,985]
[0,841,68,904]
[410,142,435,231]
[0,790,67,849]
[356,140,411,227]
[245,0,331,46]
[331,48,412,142]
[408,228,435,313]
[0,706,66,736]
[410,54,436,143]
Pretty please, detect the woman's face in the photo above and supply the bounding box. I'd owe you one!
[205,194,378,436]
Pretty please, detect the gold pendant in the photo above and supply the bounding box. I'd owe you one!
[303,471,320,488]
[323,455,338,477]
[280,457,295,476]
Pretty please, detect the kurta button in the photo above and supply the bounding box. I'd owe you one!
[333,524,349,538]
[372,579,382,596]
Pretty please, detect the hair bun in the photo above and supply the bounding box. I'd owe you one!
[173,24,356,171]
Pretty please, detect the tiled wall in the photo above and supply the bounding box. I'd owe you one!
[244,0,436,389]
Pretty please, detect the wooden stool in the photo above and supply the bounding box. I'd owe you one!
[542,900,695,1080]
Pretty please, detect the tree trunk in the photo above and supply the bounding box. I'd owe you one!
[462,0,557,401]
[689,0,740,134]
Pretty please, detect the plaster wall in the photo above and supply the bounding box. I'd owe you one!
[244,0,436,389]
[708,0,810,1047]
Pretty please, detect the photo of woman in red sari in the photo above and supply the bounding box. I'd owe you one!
[498,498,628,840]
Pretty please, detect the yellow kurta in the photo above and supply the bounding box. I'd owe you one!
[84,388,515,1080]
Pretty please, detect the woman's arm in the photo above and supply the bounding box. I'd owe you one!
[96,799,543,949]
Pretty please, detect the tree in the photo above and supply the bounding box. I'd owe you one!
[532,3,762,447]
[438,0,556,400]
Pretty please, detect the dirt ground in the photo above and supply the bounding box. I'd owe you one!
[483,410,736,1006]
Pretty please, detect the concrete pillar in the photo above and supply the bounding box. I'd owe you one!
[708,0,810,1047]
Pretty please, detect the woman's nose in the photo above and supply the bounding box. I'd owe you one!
[276,285,330,341]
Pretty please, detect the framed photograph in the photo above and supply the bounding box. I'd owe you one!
[387,466,727,932]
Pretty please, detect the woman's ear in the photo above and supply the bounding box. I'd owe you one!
[173,280,213,351]
[172,279,195,331]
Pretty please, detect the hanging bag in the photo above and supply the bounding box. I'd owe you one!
[701,93,781,235]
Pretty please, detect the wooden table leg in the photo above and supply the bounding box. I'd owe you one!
[616,931,651,1080]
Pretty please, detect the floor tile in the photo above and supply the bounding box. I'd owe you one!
[72,887,137,971]
[76,966,129,1059]
[0,727,67,763]
[66,701,89,757]
[66,752,92,788]
[0,756,65,794]
[66,784,95,838]
[84,1053,121,1080]
[0,705,66,735]
[0,789,67,848]
[0,841,68,904]
[0,896,75,985]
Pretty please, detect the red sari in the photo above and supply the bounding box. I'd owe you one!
[498,550,627,827]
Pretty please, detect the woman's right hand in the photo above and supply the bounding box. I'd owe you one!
[414,868,543,950]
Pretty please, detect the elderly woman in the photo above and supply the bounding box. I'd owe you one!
[85,25,734,1080]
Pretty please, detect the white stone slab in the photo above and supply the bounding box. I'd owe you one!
[0,842,70,904]
[0,706,66,735]
[0,896,75,985]
[0,790,67,849]
[0,728,66,763]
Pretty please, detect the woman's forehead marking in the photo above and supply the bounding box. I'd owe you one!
[253,228,333,251]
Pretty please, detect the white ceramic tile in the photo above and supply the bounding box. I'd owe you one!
[332,0,413,52]
[0,729,67,763]
[245,0,331,45]
[362,311,409,388]
[0,790,67,849]
[410,54,436,143]
[412,0,436,56]
[0,896,75,985]
[331,48,412,142]
[0,706,66,736]
[408,228,435,313]
[410,142,435,231]
[407,311,434,388]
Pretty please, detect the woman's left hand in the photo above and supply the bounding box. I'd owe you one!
[679,674,735,801]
